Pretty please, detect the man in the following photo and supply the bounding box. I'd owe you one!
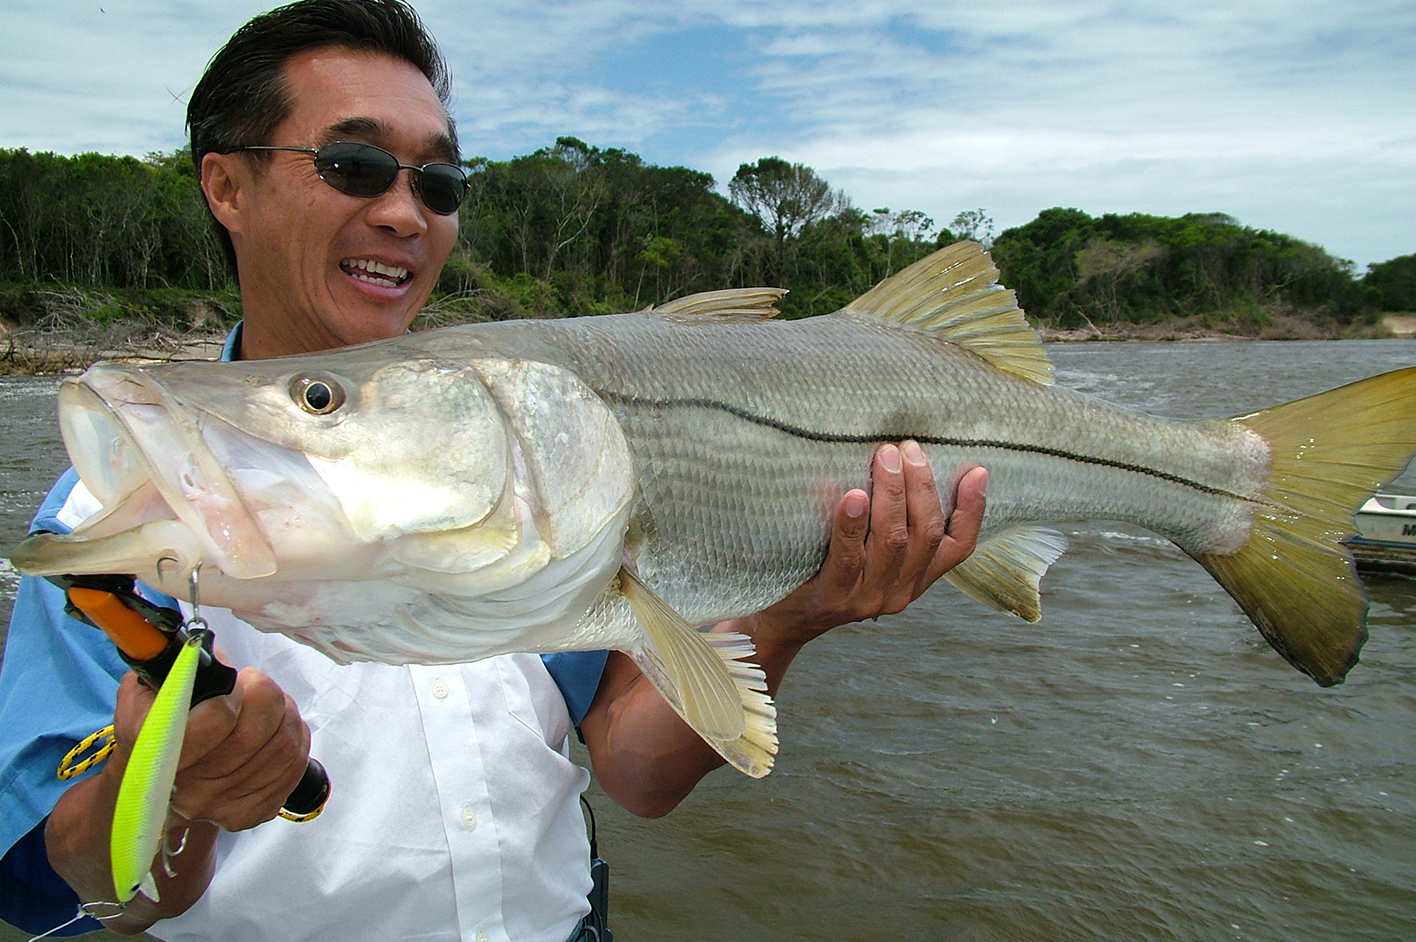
[0,2,987,940]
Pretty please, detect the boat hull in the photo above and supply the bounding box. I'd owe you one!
[1346,495,1416,575]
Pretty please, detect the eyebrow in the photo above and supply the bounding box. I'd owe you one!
[324,116,458,163]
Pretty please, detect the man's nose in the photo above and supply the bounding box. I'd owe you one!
[364,169,429,236]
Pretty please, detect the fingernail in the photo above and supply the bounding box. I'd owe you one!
[844,491,868,518]
[903,440,926,466]
[879,444,901,473]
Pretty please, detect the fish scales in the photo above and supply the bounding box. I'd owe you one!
[456,309,1266,627]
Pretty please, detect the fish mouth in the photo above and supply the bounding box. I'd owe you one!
[18,363,283,585]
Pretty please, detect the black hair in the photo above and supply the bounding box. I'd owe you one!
[186,0,456,272]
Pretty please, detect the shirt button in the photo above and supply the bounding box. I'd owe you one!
[475,932,490,942]
[460,806,478,829]
[431,681,450,700]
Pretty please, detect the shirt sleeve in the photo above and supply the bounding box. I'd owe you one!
[0,469,129,932]
[0,818,92,936]
[539,650,609,727]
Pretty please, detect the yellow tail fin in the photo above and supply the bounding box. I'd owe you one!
[1194,367,1416,686]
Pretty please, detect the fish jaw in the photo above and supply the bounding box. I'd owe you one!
[41,365,277,583]
[11,520,205,591]
[16,361,384,594]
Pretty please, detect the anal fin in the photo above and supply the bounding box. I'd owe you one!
[943,526,1069,622]
[619,568,778,777]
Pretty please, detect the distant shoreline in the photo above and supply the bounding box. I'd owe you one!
[1035,314,1416,344]
[2,317,1411,377]
[0,325,229,376]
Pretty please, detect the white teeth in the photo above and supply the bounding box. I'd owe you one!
[343,259,409,282]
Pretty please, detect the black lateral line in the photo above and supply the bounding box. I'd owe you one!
[603,391,1250,502]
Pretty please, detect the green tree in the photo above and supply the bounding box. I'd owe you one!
[950,209,994,249]
[1363,254,1416,312]
[729,157,843,284]
[992,207,1366,328]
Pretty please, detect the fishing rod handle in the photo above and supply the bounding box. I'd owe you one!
[280,758,330,821]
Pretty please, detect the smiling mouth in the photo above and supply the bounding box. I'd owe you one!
[341,258,412,287]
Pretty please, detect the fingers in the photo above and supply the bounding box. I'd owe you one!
[824,443,987,619]
[925,465,987,584]
[863,441,960,613]
[112,670,158,748]
[862,444,911,599]
[819,488,870,592]
[900,440,950,580]
[950,466,988,545]
[172,668,310,830]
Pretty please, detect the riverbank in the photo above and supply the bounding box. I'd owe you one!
[0,320,227,374]
[2,314,1410,375]
[1035,313,1413,343]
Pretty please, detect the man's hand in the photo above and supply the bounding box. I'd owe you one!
[46,662,308,932]
[743,442,987,660]
[158,665,310,831]
[582,442,986,817]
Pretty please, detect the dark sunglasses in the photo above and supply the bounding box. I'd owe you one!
[230,141,468,215]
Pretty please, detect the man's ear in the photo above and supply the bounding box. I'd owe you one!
[200,152,245,233]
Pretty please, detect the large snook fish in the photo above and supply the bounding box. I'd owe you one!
[13,242,1416,779]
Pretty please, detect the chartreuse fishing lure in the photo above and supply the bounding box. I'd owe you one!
[110,632,204,903]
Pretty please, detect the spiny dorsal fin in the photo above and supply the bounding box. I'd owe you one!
[843,241,1054,385]
[943,525,1069,622]
[618,568,778,777]
[650,287,786,319]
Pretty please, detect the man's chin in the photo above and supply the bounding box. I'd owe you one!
[329,283,424,344]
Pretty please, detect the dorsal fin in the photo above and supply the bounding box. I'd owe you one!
[650,287,787,319]
[843,241,1054,385]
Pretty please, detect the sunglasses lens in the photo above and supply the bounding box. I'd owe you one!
[311,142,466,214]
[313,142,399,198]
[415,163,468,215]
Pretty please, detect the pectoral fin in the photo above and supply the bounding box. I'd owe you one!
[944,526,1069,622]
[110,634,202,904]
[619,568,778,778]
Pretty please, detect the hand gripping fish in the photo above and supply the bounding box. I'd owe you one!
[13,242,1416,784]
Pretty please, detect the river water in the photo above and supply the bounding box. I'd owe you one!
[2,340,1415,941]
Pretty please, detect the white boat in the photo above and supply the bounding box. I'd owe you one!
[1346,494,1416,575]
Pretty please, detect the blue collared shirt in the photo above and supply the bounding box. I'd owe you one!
[0,324,608,934]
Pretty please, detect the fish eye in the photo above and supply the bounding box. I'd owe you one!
[290,375,346,415]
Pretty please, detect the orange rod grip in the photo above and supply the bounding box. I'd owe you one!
[67,587,171,661]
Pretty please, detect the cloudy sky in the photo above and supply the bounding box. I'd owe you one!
[2,0,1412,268]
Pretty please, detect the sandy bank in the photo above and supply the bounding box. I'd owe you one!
[2,316,1409,376]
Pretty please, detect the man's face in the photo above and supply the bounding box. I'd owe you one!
[209,48,460,358]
